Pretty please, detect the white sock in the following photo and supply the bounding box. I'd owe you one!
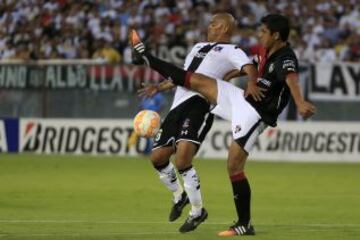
[180,167,203,217]
[157,162,184,203]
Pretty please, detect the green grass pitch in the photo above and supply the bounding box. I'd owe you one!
[0,154,360,240]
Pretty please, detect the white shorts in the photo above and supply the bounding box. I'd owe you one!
[211,79,267,153]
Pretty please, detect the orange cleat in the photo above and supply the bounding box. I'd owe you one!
[218,229,237,237]
[218,223,255,237]
[130,29,141,46]
[129,29,147,65]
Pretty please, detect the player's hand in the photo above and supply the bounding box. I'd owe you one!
[137,83,158,98]
[297,101,316,119]
[244,81,266,101]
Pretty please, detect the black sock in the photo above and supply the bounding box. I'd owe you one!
[230,172,251,225]
[145,54,191,86]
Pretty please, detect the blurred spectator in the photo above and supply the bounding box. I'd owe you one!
[315,38,337,62]
[10,41,31,60]
[1,39,16,59]
[92,37,122,63]
[0,0,359,63]
[140,92,165,114]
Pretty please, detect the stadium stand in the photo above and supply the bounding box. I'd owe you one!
[0,0,359,62]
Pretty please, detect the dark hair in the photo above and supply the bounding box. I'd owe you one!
[260,14,290,41]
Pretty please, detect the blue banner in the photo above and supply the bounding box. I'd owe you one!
[0,118,19,153]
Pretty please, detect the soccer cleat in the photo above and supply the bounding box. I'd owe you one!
[169,191,190,222]
[129,29,149,65]
[218,222,255,237]
[130,29,141,46]
[179,208,208,233]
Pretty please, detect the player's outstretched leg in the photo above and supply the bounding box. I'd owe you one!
[130,30,218,104]
[130,30,149,65]
[130,30,188,85]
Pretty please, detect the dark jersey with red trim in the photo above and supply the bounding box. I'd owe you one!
[246,44,298,126]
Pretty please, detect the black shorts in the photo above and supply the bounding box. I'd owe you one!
[152,95,214,150]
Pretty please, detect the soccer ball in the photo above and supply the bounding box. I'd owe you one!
[133,110,161,138]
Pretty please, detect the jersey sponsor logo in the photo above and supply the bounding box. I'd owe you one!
[257,78,271,87]
[286,67,296,72]
[282,59,296,72]
[213,46,223,52]
[194,52,207,58]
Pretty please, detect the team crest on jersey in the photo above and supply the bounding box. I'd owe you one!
[269,63,275,73]
[213,46,223,52]
[234,125,241,134]
[182,118,190,128]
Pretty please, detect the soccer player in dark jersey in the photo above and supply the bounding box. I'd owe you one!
[131,13,316,236]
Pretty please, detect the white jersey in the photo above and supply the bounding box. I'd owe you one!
[170,42,252,110]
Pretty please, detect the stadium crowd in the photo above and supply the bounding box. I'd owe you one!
[0,0,359,63]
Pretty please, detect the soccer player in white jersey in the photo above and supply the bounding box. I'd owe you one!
[136,13,263,233]
[131,13,316,236]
